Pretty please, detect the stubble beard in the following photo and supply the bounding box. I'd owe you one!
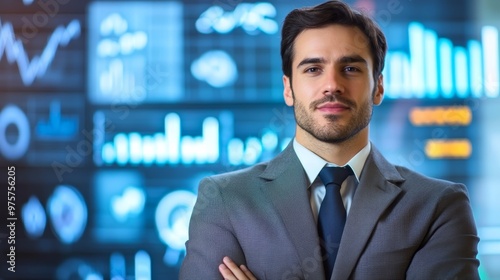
[292,91,373,144]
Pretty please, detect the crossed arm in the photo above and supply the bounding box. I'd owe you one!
[216,183,480,279]
[219,256,256,280]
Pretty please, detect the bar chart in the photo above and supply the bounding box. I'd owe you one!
[94,109,293,167]
[383,22,499,99]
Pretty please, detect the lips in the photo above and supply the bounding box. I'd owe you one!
[316,102,350,113]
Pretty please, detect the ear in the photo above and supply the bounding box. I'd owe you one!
[283,75,294,106]
[373,74,384,106]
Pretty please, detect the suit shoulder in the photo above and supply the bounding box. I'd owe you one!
[393,165,468,195]
[201,162,268,189]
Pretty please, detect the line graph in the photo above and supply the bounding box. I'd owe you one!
[0,18,80,86]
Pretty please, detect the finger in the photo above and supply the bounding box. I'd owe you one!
[219,263,236,280]
[240,264,257,280]
[222,257,249,279]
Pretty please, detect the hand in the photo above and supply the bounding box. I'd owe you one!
[219,256,257,280]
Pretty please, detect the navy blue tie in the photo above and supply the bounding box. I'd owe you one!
[317,165,353,279]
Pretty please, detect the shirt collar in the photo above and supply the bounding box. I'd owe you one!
[293,138,370,186]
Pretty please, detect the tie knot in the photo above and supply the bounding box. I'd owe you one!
[319,165,353,188]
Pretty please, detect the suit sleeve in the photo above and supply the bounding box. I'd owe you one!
[406,183,480,280]
[179,177,246,280]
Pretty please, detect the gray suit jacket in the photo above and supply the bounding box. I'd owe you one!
[180,143,479,280]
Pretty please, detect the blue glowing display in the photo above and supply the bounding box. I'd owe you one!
[0,95,84,165]
[0,19,81,86]
[383,22,499,99]
[22,196,47,238]
[35,100,78,140]
[196,2,279,35]
[93,170,145,242]
[88,2,184,104]
[94,109,294,167]
[191,50,238,88]
[2,0,500,279]
[0,104,30,160]
[47,185,88,244]
[155,190,197,266]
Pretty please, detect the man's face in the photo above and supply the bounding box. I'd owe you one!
[283,24,384,145]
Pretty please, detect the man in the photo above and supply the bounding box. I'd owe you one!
[180,1,480,279]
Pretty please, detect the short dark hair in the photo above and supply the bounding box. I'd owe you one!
[280,0,387,81]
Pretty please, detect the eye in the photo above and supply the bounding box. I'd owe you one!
[344,66,359,72]
[344,66,360,72]
[305,67,321,73]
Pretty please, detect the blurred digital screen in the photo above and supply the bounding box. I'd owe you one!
[0,0,499,279]
[88,1,184,104]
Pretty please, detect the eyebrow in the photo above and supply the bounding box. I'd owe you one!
[296,55,368,69]
[296,57,326,69]
[338,55,368,65]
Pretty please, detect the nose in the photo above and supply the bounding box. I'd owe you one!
[323,70,344,96]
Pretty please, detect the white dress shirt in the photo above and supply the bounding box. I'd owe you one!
[293,139,371,222]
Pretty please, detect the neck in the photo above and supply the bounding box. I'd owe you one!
[296,127,369,166]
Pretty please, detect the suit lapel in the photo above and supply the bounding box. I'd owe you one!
[260,143,325,279]
[332,146,405,280]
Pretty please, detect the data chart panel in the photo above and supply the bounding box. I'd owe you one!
[0,14,84,90]
[182,2,292,102]
[92,169,203,269]
[93,106,295,167]
[369,99,481,180]
[0,94,85,167]
[382,22,499,99]
[88,1,184,104]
